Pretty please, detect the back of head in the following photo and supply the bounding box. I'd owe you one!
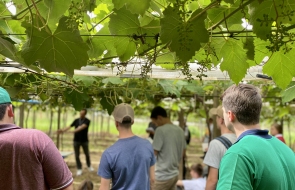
[0,87,12,121]
[191,164,203,176]
[150,106,167,119]
[78,180,93,190]
[272,123,283,134]
[112,103,134,128]
[222,84,262,125]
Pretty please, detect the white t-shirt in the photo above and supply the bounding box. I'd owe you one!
[183,178,206,190]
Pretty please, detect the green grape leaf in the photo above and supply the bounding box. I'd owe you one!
[112,0,151,16]
[0,2,12,16]
[281,82,295,103]
[223,0,234,4]
[278,107,289,118]
[248,0,294,40]
[114,37,137,61]
[207,4,244,30]
[158,79,181,97]
[87,24,116,58]
[160,7,209,62]
[175,80,188,91]
[156,52,177,69]
[21,16,89,76]
[0,20,26,42]
[254,38,270,64]
[102,77,124,85]
[243,37,255,60]
[184,83,205,94]
[73,76,97,87]
[214,38,248,83]
[109,7,139,61]
[0,37,23,63]
[100,96,115,115]
[138,19,160,54]
[263,47,295,89]
[37,0,72,29]
[64,89,90,111]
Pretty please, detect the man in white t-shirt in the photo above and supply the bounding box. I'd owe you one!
[177,163,206,190]
[203,106,236,190]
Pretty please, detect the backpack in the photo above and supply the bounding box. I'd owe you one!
[215,136,232,149]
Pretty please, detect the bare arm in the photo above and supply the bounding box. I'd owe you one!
[57,126,71,134]
[99,178,111,190]
[62,183,73,190]
[150,165,155,190]
[176,180,183,187]
[73,124,87,133]
[205,167,219,190]
[154,150,159,157]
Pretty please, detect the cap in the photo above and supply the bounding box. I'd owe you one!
[112,103,134,123]
[0,87,11,104]
[209,105,223,118]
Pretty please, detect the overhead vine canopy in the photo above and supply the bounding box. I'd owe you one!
[0,0,295,109]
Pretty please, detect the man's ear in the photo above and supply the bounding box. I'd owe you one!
[7,105,14,118]
[228,111,235,122]
[115,121,119,128]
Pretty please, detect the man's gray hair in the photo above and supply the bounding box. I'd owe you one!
[222,84,262,125]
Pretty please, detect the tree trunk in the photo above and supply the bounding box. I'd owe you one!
[32,107,36,129]
[178,109,185,129]
[212,89,221,140]
[19,103,25,128]
[107,115,111,134]
[100,112,104,137]
[48,109,54,136]
[56,106,61,149]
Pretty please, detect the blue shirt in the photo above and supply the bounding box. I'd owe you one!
[98,136,156,190]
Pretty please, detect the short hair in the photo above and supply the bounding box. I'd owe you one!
[222,84,262,125]
[0,104,9,121]
[272,123,283,134]
[118,116,133,128]
[190,164,203,176]
[150,106,168,119]
[81,109,87,115]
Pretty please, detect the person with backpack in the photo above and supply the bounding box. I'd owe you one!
[203,106,236,190]
[217,84,295,189]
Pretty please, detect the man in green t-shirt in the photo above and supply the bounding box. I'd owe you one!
[217,84,295,190]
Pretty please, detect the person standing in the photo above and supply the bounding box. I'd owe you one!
[270,123,286,143]
[0,87,73,189]
[98,103,156,190]
[204,106,236,190]
[217,84,295,189]
[151,106,187,190]
[58,109,92,176]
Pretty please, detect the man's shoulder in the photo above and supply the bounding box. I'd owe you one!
[13,128,48,138]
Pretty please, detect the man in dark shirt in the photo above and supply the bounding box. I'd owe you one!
[58,109,92,176]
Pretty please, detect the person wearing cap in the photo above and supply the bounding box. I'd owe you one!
[217,84,295,189]
[203,105,236,190]
[98,103,156,190]
[0,87,73,189]
[150,106,187,190]
[58,108,93,176]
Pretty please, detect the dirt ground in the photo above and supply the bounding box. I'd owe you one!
[60,134,203,189]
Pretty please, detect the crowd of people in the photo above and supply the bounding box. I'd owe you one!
[0,83,295,190]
